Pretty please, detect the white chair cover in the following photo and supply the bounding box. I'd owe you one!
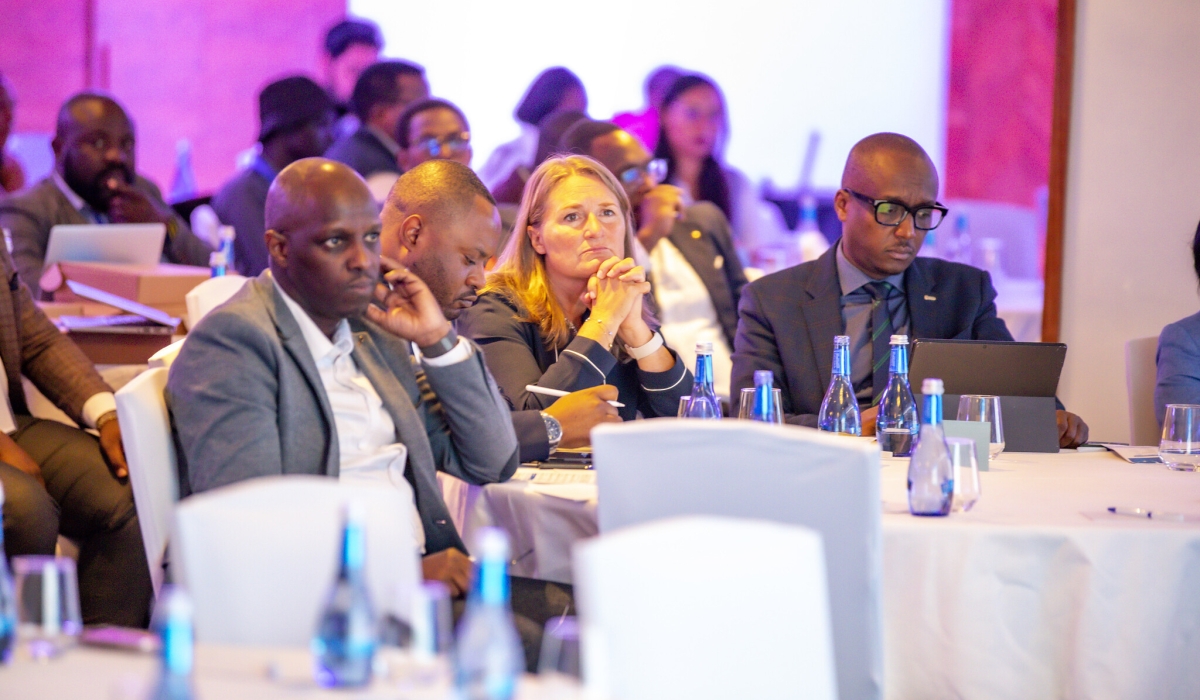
[573,515,838,700]
[171,476,421,646]
[1125,336,1161,445]
[114,367,176,598]
[185,274,247,330]
[147,338,186,369]
[592,419,882,700]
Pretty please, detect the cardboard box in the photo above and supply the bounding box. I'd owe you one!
[37,300,121,318]
[52,262,209,320]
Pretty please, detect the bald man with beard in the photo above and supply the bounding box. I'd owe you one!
[731,133,1089,447]
[167,158,519,595]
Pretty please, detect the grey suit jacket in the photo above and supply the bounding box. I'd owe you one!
[0,176,213,297]
[325,127,400,179]
[731,244,1014,427]
[166,273,520,554]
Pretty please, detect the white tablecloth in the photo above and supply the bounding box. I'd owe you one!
[441,451,1200,699]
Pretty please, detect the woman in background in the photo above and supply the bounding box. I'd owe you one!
[1154,221,1200,425]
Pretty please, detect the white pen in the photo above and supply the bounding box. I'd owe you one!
[1108,507,1187,522]
[525,384,624,408]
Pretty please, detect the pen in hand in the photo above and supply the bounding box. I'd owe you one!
[525,384,624,409]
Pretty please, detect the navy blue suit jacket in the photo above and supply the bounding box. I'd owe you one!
[731,244,1013,426]
[325,127,399,179]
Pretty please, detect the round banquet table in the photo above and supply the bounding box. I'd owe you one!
[440,449,1200,699]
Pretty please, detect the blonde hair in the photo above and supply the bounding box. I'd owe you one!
[484,155,654,349]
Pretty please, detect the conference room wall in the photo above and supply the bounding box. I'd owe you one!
[1057,0,1200,442]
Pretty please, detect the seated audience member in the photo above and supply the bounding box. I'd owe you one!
[381,160,620,462]
[458,155,692,419]
[1154,221,1200,425]
[395,98,472,172]
[563,119,748,399]
[611,65,684,152]
[492,109,588,206]
[326,61,429,183]
[0,73,25,193]
[655,73,788,262]
[477,67,588,191]
[0,246,151,627]
[731,132,1089,447]
[211,76,335,276]
[0,93,212,296]
[320,18,383,134]
[168,158,519,595]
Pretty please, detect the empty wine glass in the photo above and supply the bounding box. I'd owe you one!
[737,388,783,423]
[947,437,981,512]
[956,395,1005,458]
[676,396,692,418]
[1160,404,1200,471]
[12,555,82,659]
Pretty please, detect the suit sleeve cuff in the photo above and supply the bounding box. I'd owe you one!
[416,337,474,367]
[81,392,117,429]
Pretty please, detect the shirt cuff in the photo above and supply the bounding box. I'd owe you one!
[417,337,473,367]
[81,392,117,429]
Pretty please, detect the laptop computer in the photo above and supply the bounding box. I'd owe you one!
[908,339,1067,452]
[44,223,166,273]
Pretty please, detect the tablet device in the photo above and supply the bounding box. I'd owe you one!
[909,339,1067,452]
[44,223,166,273]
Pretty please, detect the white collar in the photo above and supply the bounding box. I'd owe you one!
[365,125,402,158]
[270,272,354,365]
[51,170,89,213]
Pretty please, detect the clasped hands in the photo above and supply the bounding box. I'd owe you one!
[579,256,654,349]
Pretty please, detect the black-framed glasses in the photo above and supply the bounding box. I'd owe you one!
[617,158,667,188]
[844,188,948,231]
[416,132,470,158]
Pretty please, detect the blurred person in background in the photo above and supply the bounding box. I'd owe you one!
[395,98,472,172]
[611,65,684,153]
[1154,220,1200,426]
[0,73,25,193]
[212,76,335,276]
[655,73,788,264]
[320,18,382,135]
[491,109,588,206]
[477,67,588,191]
[0,93,212,295]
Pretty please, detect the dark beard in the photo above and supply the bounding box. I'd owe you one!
[64,163,133,212]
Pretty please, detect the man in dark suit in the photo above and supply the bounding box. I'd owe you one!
[169,158,519,595]
[563,120,748,398]
[325,61,429,180]
[0,93,212,297]
[731,132,1089,447]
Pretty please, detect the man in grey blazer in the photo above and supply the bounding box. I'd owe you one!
[731,132,1089,448]
[0,93,212,296]
[167,158,520,593]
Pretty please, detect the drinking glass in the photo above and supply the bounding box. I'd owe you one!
[956,395,1005,458]
[737,388,784,423]
[538,616,581,678]
[12,555,82,658]
[947,437,981,512]
[1159,404,1200,471]
[676,396,692,418]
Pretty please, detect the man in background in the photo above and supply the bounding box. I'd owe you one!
[0,73,25,193]
[211,76,335,276]
[320,17,382,132]
[326,61,429,180]
[0,93,212,296]
[395,99,472,172]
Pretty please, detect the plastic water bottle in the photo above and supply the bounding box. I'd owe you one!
[818,335,861,435]
[795,194,829,263]
[908,378,954,516]
[750,369,779,423]
[685,341,722,419]
[208,251,228,278]
[454,528,523,700]
[0,483,15,665]
[876,335,919,457]
[149,586,196,700]
[313,502,376,688]
[218,225,236,274]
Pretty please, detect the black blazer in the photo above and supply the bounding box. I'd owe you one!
[458,292,693,422]
[324,126,399,178]
[731,244,1014,427]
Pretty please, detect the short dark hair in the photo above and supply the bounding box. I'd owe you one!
[515,67,585,126]
[655,73,731,221]
[395,99,469,148]
[559,119,622,157]
[350,61,425,122]
[386,159,496,224]
[324,19,381,58]
[258,76,334,142]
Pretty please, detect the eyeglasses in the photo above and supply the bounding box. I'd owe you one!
[416,132,470,158]
[844,188,948,231]
[617,158,668,188]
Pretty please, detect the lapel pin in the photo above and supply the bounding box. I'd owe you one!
[924,295,937,301]
[690,229,702,239]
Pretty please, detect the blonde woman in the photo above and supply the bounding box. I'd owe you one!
[458,155,691,420]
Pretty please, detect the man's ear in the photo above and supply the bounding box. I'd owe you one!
[402,214,423,249]
[265,229,288,267]
[833,189,850,223]
[528,225,547,255]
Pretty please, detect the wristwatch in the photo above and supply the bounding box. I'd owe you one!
[540,411,563,454]
[418,327,459,358]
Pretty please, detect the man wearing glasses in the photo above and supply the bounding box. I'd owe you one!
[730,132,1089,446]
[396,99,473,172]
[562,119,748,401]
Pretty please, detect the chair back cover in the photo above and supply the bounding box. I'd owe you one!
[172,475,421,646]
[573,515,838,700]
[185,274,247,330]
[115,367,176,597]
[593,419,882,700]
[1126,336,1161,445]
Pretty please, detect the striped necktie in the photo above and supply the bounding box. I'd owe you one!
[866,280,897,404]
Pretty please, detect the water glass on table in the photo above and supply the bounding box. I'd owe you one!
[947,437,981,512]
[1160,404,1200,471]
[738,388,783,423]
[677,396,692,417]
[956,395,1005,458]
[12,555,82,659]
